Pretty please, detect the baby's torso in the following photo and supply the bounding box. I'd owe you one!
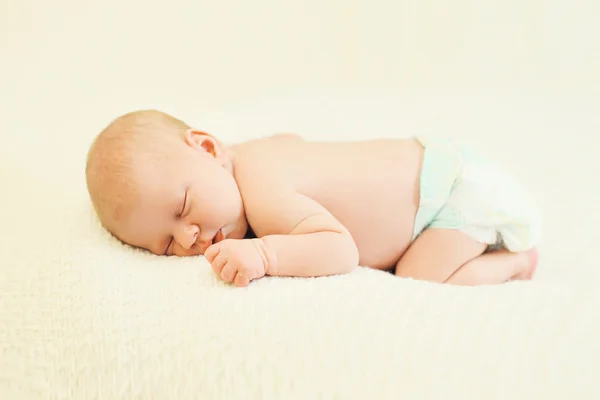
[234,134,424,270]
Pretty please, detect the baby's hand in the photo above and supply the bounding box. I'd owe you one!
[204,239,268,287]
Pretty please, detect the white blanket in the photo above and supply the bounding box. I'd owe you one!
[1,90,599,399]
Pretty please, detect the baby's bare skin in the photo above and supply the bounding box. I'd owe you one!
[85,110,538,287]
[232,134,423,271]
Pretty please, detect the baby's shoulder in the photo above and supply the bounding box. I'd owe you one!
[249,132,304,148]
[233,133,303,165]
[267,132,303,142]
[233,140,293,222]
[233,136,293,184]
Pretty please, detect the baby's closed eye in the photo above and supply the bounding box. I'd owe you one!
[177,190,190,218]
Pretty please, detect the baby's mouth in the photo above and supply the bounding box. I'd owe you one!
[213,228,225,244]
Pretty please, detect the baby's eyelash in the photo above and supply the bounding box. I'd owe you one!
[178,191,188,218]
[179,192,193,219]
[165,237,173,256]
[180,203,192,219]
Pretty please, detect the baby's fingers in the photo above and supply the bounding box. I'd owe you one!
[210,253,227,277]
[204,243,220,263]
[220,262,238,283]
[233,272,250,287]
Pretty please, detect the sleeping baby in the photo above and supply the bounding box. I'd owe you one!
[85,110,541,287]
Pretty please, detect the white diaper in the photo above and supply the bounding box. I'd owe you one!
[412,135,542,252]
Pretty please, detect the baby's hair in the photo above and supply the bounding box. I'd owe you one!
[85,109,190,233]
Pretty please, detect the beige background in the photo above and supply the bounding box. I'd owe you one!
[1,0,598,131]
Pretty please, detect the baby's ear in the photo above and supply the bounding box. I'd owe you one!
[184,129,222,158]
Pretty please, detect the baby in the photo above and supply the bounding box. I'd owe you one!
[85,110,541,287]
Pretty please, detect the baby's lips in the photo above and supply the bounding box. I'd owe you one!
[214,228,224,244]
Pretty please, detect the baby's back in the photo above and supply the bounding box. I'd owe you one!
[234,134,424,270]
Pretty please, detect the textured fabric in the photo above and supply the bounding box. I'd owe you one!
[413,135,542,251]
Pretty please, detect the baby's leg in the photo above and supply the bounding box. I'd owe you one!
[395,228,537,285]
[395,228,487,283]
[445,248,538,285]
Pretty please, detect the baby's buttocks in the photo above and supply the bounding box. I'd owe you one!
[412,135,542,251]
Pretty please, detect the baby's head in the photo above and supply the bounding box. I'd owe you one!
[85,110,248,256]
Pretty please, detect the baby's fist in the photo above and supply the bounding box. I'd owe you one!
[204,239,268,287]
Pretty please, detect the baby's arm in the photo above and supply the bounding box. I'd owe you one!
[260,208,359,278]
[250,188,359,278]
[205,190,358,286]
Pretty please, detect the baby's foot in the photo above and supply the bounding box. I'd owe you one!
[512,247,539,280]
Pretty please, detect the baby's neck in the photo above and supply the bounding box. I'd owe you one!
[221,143,236,176]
